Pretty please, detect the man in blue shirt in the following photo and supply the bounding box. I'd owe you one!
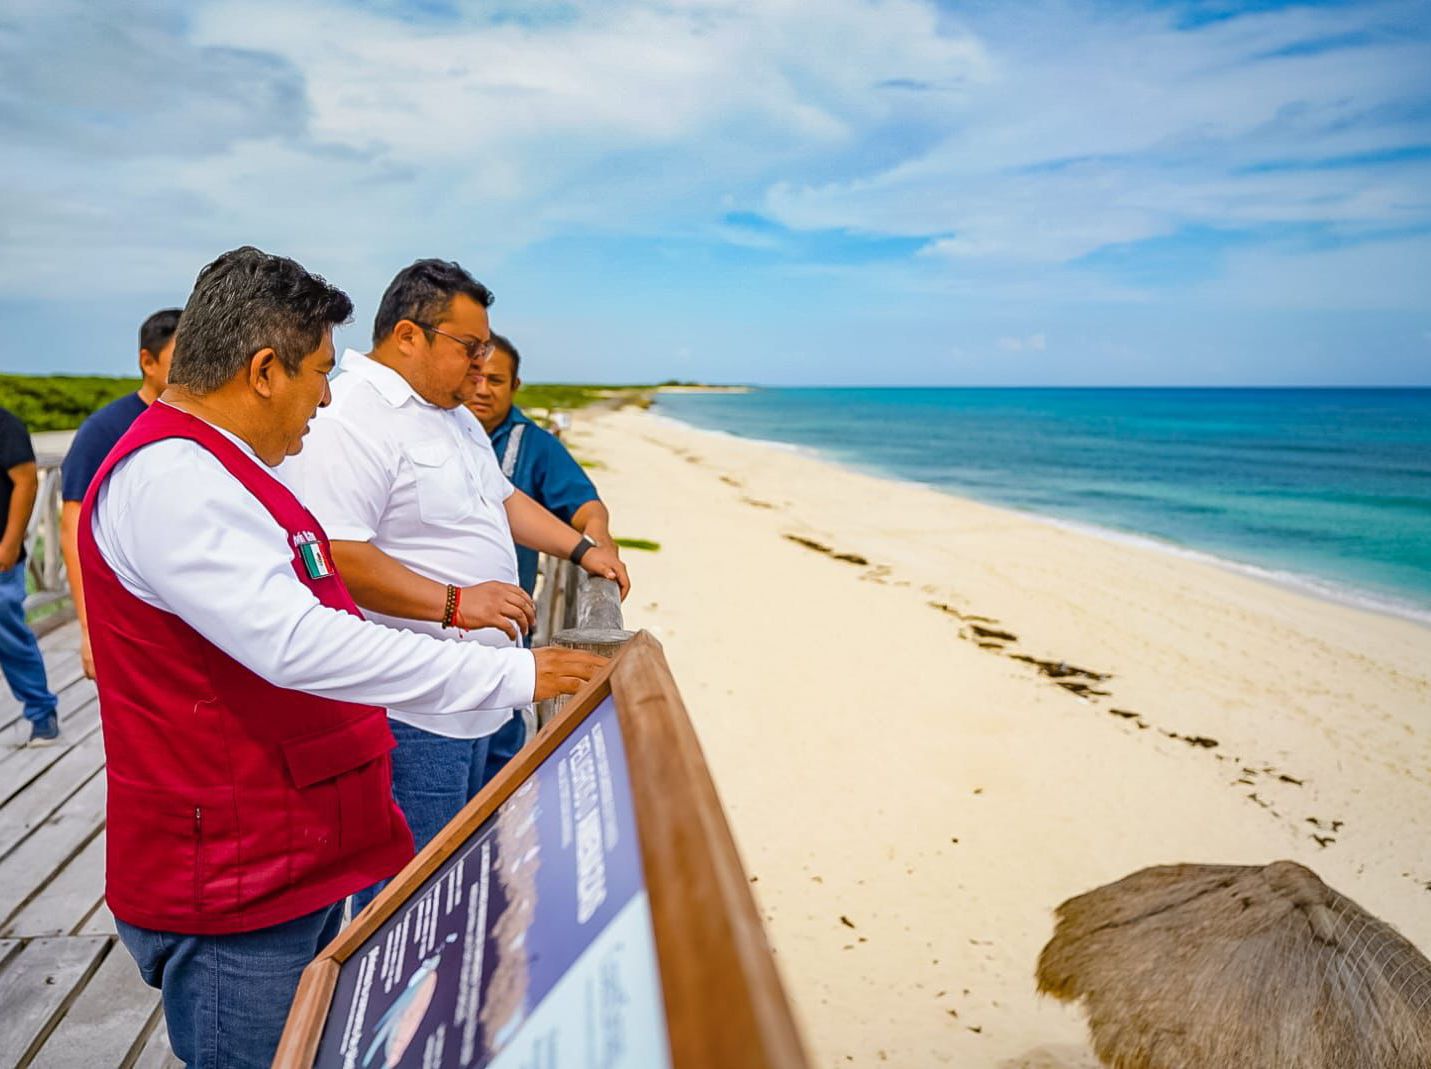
[60,308,179,678]
[466,333,618,778]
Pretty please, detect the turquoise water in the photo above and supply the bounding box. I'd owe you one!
[652,388,1431,623]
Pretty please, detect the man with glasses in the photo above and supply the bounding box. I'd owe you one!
[282,259,628,907]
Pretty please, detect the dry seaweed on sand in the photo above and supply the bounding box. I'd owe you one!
[1036,860,1431,1069]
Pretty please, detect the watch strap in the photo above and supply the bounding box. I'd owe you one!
[570,534,596,565]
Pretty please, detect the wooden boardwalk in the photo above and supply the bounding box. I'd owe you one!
[0,619,180,1068]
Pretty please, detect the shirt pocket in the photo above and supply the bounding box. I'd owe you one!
[407,439,476,525]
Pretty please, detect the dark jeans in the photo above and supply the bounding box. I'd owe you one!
[481,708,527,784]
[117,902,343,1069]
[0,562,55,725]
[350,719,493,915]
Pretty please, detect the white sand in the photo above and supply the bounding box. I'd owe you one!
[568,405,1431,1069]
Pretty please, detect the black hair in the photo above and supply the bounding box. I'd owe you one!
[169,247,353,394]
[489,333,521,379]
[138,308,182,357]
[372,259,494,346]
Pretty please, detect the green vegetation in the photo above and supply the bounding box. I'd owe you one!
[0,374,141,431]
[614,537,661,552]
[0,374,661,433]
[514,383,654,412]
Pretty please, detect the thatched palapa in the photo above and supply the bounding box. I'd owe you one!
[1037,860,1431,1068]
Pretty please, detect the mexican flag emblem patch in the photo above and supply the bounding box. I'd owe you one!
[293,531,334,580]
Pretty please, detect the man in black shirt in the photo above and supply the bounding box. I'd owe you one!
[59,308,179,678]
[0,407,58,744]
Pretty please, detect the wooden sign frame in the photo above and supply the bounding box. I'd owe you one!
[273,631,810,1069]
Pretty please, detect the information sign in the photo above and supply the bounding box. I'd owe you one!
[274,632,808,1069]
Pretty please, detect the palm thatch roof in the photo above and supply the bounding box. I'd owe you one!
[1036,861,1431,1069]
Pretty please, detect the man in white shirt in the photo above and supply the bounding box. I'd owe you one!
[282,259,630,894]
[83,246,605,1069]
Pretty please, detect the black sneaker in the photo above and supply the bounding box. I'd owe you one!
[27,712,59,747]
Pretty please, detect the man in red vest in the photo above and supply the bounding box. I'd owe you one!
[79,247,605,1068]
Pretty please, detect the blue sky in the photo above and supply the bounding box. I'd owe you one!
[2,0,1429,385]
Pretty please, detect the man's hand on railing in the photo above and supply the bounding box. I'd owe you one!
[578,543,630,600]
[532,647,608,700]
[457,581,536,640]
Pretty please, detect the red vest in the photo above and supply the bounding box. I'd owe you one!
[79,403,414,934]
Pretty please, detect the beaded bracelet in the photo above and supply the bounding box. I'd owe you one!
[441,583,458,629]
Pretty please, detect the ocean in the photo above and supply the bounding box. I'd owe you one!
[650,388,1431,625]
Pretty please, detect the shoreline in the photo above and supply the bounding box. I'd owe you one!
[569,403,1430,1068]
[641,408,1431,632]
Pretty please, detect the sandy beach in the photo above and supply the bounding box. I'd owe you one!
[565,403,1431,1068]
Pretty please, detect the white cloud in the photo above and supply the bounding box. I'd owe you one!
[317,0,1420,319]
[183,0,992,228]
[0,0,998,298]
[998,332,1047,352]
[0,0,1426,320]
[766,1,1431,273]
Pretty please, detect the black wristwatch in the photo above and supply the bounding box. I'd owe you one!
[569,534,597,565]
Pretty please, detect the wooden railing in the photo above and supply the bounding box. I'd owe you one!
[24,452,71,630]
[532,556,633,726]
[18,443,627,663]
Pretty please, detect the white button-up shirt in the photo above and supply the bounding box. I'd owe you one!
[92,405,535,717]
[280,349,522,738]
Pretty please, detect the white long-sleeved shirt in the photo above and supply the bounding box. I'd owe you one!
[281,350,524,738]
[91,409,535,717]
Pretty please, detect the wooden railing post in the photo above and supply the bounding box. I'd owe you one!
[23,452,72,631]
[535,568,633,726]
[556,571,633,656]
[532,553,560,648]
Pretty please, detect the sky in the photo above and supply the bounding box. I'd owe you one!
[2,0,1429,386]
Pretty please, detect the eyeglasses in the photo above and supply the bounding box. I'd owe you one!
[413,322,495,362]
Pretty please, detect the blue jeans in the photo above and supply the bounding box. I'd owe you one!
[117,902,343,1069]
[481,709,527,784]
[350,719,493,914]
[0,562,55,725]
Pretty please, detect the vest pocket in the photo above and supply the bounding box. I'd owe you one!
[280,715,397,855]
[107,774,239,916]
